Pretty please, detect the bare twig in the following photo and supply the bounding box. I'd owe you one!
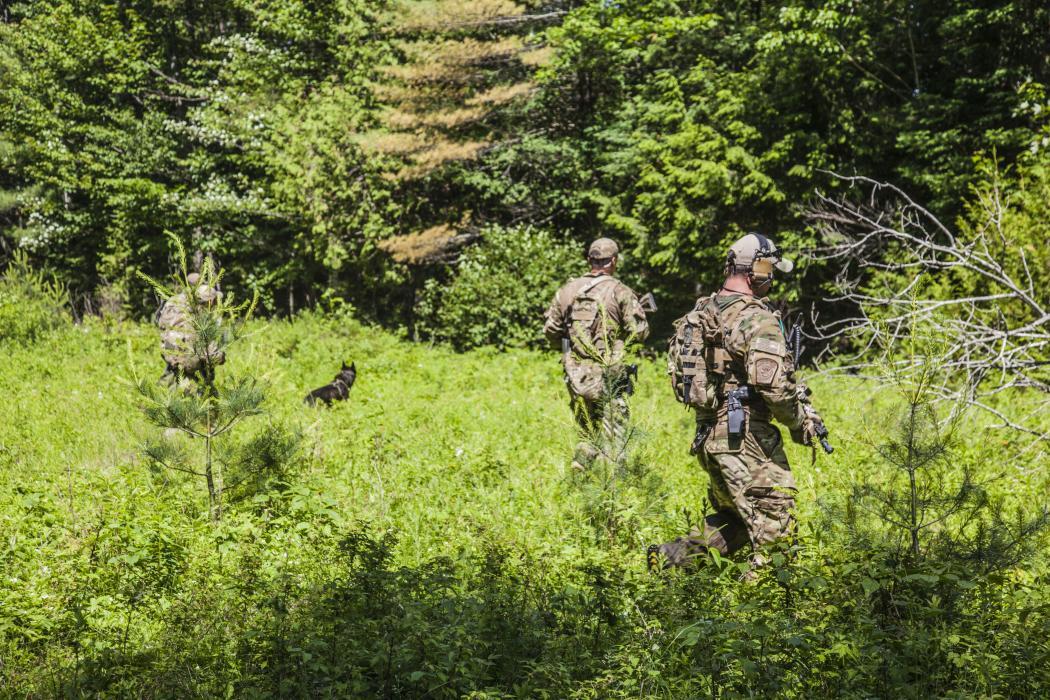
[803,172,1050,446]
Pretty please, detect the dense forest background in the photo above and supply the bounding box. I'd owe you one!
[3,0,1049,343]
[3,3,1050,696]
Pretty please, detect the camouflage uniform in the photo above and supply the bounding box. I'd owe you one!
[157,275,224,383]
[543,268,649,470]
[659,292,807,567]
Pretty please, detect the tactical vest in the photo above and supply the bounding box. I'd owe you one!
[667,294,756,419]
[566,276,618,360]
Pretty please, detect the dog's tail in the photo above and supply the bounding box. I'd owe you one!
[304,393,317,406]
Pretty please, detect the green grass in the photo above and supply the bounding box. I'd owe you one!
[1,312,1048,698]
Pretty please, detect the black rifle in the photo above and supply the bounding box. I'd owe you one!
[639,292,658,313]
[787,318,833,454]
[798,385,834,454]
[624,363,638,395]
[788,319,803,368]
[690,422,712,455]
[814,419,833,454]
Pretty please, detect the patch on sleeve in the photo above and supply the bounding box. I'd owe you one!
[754,356,780,386]
[751,336,786,356]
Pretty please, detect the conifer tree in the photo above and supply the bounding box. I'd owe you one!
[845,323,1049,570]
[368,0,561,263]
[134,238,293,523]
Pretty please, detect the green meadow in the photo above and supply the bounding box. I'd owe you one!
[2,313,1047,697]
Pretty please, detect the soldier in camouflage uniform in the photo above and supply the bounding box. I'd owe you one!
[654,233,827,571]
[543,238,650,471]
[157,272,224,385]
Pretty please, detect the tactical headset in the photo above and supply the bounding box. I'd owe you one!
[749,232,777,284]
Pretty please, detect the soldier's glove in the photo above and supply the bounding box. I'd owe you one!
[790,406,824,446]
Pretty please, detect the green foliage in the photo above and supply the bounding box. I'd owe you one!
[0,0,176,301]
[574,415,665,548]
[504,0,1050,310]
[181,0,398,314]
[0,251,68,343]
[417,225,581,350]
[2,0,1050,693]
[830,325,1050,568]
[958,152,1050,320]
[3,0,1047,326]
[1,312,1048,695]
[845,150,1050,376]
[0,0,397,315]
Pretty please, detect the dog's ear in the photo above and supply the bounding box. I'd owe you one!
[341,360,350,370]
[349,362,356,372]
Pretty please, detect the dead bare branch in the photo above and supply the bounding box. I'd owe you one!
[803,172,1050,446]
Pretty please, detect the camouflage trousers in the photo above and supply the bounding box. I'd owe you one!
[659,415,797,568]
[567,383,630,472]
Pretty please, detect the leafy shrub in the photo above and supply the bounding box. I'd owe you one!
[0,251,68,343]
[417,226,581,350]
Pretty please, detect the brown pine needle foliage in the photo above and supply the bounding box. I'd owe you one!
[399,139,490,179]
[379,38,528,86]
[520,45,553,68]
[465,82,533,107]
[360,131,427,156]
[370,81,421,104]
[374,0,552,189]
[394,0,523,32]
[387,105,488,130]
[399,37,524,70]
[378,222,462,263]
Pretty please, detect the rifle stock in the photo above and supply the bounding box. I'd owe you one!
[639,292,657,313]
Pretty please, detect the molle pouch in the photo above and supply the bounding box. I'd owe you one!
[687,370,716,408]
[570,295,600,327]
[567,278,614,358]
[667,300,721,416]
[704,410,748,455]
[568,299,600,354]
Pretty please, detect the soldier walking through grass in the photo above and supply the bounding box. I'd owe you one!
[156,270,225,387]
[653,233,829,574]
[543,238,650,471]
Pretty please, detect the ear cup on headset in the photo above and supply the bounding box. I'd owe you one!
[727,231,783,283]
[748,232,774,283]
[751,257,774,283]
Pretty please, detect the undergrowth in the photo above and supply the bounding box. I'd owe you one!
[1,311,1047,697]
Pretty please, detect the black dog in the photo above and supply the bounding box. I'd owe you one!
[304,361,356,407]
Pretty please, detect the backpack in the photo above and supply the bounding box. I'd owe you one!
[566,276,619,360]
[667,295,724,418]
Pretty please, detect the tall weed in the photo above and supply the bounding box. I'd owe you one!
[0,251,68,343]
